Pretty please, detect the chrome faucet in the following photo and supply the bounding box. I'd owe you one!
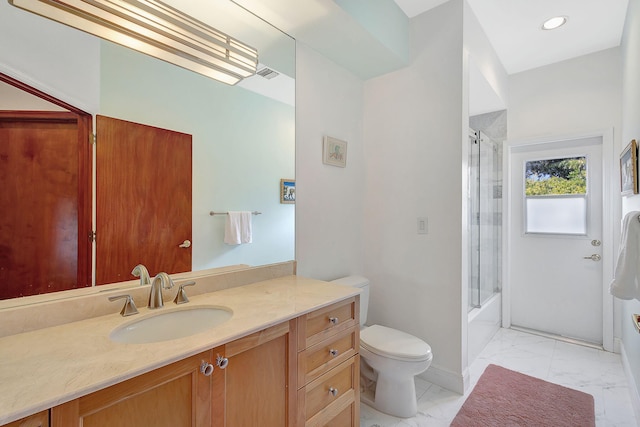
[148,272,175,309]
[131,264,151,286]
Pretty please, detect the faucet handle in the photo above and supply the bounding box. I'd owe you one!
[109,294,139,317]
[173,281,196,305]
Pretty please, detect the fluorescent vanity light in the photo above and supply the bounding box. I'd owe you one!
[541,16,568,31]
[9,0,258,85]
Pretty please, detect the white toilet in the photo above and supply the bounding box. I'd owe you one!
[331,276,432,418]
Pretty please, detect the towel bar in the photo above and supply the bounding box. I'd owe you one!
[210,211,261,216]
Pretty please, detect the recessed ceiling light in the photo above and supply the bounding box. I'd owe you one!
[542,16,568,30]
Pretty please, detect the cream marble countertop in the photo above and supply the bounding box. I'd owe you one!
[0,275,359,425]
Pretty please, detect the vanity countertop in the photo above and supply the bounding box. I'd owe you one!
[0,275,359,425]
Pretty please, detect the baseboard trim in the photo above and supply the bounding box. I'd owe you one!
[418,364,465,395]
[620,341,640,423]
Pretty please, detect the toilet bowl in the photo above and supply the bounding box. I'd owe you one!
[331,276,433,418]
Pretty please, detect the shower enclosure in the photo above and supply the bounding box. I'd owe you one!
[468,130,502,310]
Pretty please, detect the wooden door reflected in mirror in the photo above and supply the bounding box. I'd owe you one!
[95,115,192,284]
[0,95,92,300]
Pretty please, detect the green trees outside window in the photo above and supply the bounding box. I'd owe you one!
[525,157,586,196]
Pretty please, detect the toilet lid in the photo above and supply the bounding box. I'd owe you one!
[360,324,432,362]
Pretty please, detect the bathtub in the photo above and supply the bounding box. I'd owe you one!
[468,292,501,363]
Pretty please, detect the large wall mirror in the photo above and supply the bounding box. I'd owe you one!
[0,0,295,306]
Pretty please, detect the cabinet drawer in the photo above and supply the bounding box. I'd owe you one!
[298,326,358,386]
[298,297,358,349]
[325,402,359,427]
[298,356,359,427]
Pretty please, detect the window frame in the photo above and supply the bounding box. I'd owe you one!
[522,154,591,237]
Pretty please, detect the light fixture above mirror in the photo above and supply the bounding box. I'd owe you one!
[9,0,258,85]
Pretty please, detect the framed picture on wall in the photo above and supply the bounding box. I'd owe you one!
[323,136,347,167]
[280,179,295,204]
[620,139,638,196]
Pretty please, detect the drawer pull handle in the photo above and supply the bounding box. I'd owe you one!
[200,362,214,376]
[329,349,339,357]
[329,317,339,325]
[329,387,338,397]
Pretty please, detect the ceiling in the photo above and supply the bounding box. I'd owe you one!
[395,0,629,74]
[232,0,630,114]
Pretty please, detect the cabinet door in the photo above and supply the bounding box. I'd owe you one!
[220,321,296,427]
[4,410,49,427]
[51,351,212,427]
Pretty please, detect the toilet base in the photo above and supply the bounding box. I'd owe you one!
[361,371,418,418]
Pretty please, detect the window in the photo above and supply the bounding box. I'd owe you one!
[525,156,587,235]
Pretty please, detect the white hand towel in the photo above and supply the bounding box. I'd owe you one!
[224,211,253,245]
[610,211,640,301]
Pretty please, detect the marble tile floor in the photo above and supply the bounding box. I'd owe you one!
[360,328,638,427]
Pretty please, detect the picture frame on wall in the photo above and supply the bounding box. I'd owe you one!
[620,139,638,196]
[280,179,295,204]
[323,136,347,167]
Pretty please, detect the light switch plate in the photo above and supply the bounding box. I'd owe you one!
[417,217,428,234]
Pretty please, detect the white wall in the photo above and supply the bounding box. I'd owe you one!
[463,1,508,112]
[508,48,622,142]
[620,0,640,417]
[362,0,466,393]
[295,43,366,280]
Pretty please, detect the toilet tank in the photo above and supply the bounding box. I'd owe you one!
[330,276,369,326]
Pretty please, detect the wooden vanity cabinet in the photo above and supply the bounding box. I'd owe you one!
[214,320,297,427]
[50,349,216,427]
[4,411,49,427]
[296,297,360,427]
[34,296,359,427]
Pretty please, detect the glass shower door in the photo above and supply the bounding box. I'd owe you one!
[469,130,501,310]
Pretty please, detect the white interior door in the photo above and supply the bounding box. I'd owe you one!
[509,136,603,344]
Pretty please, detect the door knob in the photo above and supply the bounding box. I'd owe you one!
[583,254,601,261]
[179,240,191,248]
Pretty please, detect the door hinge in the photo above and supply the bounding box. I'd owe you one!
[90,133,96,145]
[89,231,96,242]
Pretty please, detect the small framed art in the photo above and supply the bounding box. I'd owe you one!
[280,179,295,204]
[323,136,347,167]
[620,139,638,196]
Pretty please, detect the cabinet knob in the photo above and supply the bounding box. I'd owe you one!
[216,355,229,369]
[329,317,339,325]
[200,362,214,376]
[328,387,338,397]
[329,349,339,357]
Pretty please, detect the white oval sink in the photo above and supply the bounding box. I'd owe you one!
[110,305,233,344]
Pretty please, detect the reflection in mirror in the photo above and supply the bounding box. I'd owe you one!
[0,0,295,306]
